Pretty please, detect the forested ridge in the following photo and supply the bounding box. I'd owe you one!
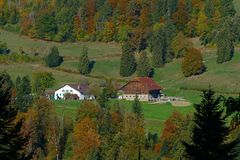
[0,0,237,43]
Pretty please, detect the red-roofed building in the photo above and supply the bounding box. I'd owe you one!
[118,77,163,101]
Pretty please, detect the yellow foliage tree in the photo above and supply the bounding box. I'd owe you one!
[196,8,210,35]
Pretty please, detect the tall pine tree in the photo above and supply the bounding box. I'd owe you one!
[219,0,236,18]
[136,51,152,77]
[182,88,239,160]
[120,42,136,77]
[132,95,143,118]
[215,18,234,63]
[151,27,166,67]
[79,45,91,75]
[16,76,33,112]
[0,72,27,159]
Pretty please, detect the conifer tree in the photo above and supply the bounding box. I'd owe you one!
[120,42,136,77]
[97,88,109,108]
[215,18,235,64]
[0,72,26,159]
[79,45,91,75]
[164,19,176,63]
[132,96,143,118]
[220,0,236,18]
[16,76,33,112]
[182,88,239,160]
[224,96,240,129]
[204,0,215,19]
[137,51,152,77]
[45,46,63,67]
[151,27,166,67]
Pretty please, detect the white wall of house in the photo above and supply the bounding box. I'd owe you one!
[54,85,85,100]
[119,94,149,101]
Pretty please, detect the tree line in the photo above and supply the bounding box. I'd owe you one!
[0,0,239,64]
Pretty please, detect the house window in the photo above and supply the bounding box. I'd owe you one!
[62,90,65,92]
[70,90,73,92]
[66,90,69,92]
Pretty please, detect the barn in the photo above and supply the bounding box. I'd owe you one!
[118,77,163,101]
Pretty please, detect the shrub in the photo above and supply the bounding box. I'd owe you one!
[0,53,39,64]
[0,41,10,54]
[45,46,63,67]
[182,48,205,77]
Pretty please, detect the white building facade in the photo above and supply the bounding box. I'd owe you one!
[54,84,94,100]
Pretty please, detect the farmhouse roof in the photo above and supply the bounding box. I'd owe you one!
[119,77,162,94]
[133,77,162,91]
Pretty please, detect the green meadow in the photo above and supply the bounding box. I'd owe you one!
[54,100,194,134]
[1,29,240,134]
[234,0,240,13]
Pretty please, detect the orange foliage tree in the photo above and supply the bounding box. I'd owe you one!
[172,0,189,31]
[155,112,184,154]
[73,117,100,160]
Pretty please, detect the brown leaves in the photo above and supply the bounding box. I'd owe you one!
[73,117,100,160]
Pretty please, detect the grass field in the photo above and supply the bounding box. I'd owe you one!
[234,0,240,13]
[1,29,240,134]
[54,100,194,134]
[0,29,121,58]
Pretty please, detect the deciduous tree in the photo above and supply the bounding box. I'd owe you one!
[32,72,55,95]
[73,117,100,160]
[182,48,205,77]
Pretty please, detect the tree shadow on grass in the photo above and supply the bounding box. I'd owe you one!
[89,60,96,72]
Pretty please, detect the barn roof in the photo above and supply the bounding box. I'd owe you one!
[133,77,162,91]
[119,77,162,93]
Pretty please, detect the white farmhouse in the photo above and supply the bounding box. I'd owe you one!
[54,84,95,100]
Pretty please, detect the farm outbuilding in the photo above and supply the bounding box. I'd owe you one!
[118,77,163,101]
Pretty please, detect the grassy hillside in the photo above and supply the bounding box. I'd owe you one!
[2,29,240,95]
[1,29,240,134]
[0,30,121,58]
[234,0,240,13]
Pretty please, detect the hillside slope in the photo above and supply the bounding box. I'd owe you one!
[234,0,240,13]
[0,30,240,101]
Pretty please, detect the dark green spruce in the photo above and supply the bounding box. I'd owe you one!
[0,72,27,159]
[137,51,152,77]
[120,42,136,77]
[132,96,143,118]
[78,45,91,75]
[182,88,239,160]
[45,46,63,67]
[15,76,33,112]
